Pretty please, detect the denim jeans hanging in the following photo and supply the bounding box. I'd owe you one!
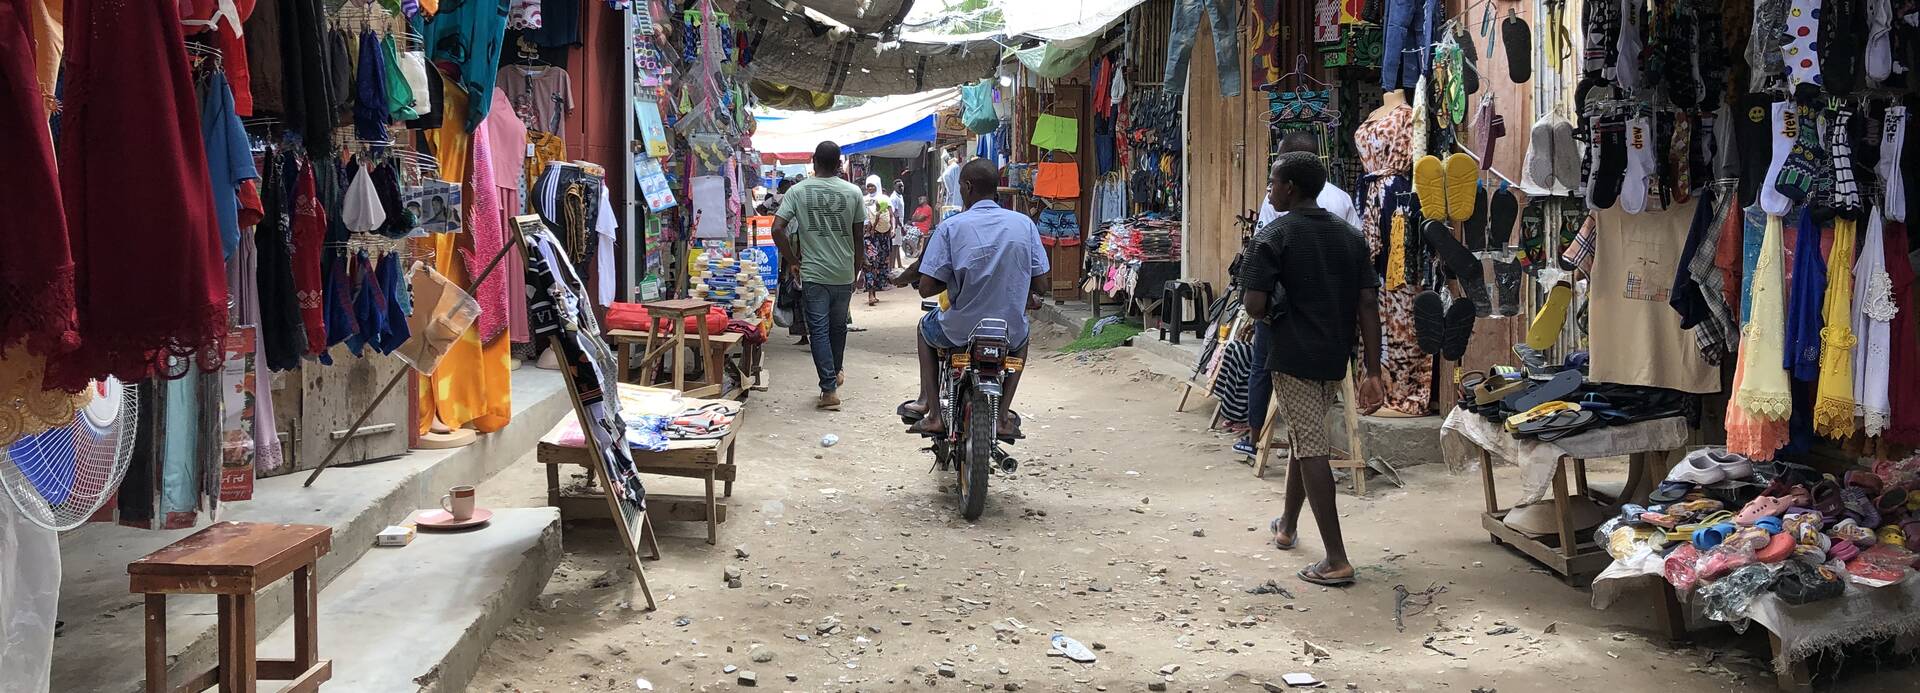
[1380,0,1439,90]
[1163,0,1242,97]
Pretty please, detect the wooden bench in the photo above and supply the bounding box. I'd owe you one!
[131,522,333,693]
[536,406,741,545]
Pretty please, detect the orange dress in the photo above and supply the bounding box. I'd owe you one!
[419,74,512,435]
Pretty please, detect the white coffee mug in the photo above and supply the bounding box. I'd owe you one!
[441,485,476,520]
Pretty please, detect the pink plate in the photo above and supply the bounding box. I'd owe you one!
[414,508,494,531]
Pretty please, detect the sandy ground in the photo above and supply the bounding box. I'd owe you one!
[468,297,1912,692]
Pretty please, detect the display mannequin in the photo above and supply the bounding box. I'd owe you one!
[1366,90,1408,124]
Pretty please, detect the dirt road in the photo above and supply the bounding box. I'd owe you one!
[469,297,1899,692]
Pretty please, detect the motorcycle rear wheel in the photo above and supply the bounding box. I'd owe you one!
[959,387,992,521]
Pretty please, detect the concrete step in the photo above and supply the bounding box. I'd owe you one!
[53,370,571,693]
[258,507,562,693]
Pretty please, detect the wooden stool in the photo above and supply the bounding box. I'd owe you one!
[620,298,717,396]
[611,329,745,398]
[131,522,333,693]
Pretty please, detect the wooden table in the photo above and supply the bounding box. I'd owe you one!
[618,298,716,396]
[536,407,741,544]
[609,328,744,399]
[130,522,333,693]
[1473,445,1673,585]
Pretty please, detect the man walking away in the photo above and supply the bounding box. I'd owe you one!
[1238,132,1364,457]
[1240,152,1386,587]
[773,141,867,410]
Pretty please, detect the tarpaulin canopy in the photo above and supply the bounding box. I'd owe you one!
[753,88,959,160]
[843,115,936,158]
[779,0,915,35]
[1002,0,1148,41]
[744,0,1001,97]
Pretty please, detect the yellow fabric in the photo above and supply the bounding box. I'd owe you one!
[527,131,567,202]
[416,78,511,435]
[1735,214,1793,420]
[1814,217,1859,438]
[28,0,61,117]
[0,343,87,447]
[1384,212,1408,290]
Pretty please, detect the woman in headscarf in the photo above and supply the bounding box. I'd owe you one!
[861,176,894,305]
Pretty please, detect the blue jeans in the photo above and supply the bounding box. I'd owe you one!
[1380,0,1437,90]
[1245,322,1274,436]
[802,282,853,392]
[1163,0,1242,97]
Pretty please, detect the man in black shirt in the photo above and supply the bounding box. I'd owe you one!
[1239,152,1386,587]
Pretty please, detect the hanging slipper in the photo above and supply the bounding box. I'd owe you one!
[1441,296,1477,361]
[1525,282,1572,350]
[1418,219,1493,310]
[1502,14,1532,83]
[1463,183,1491,251]
[1413,155,1448,220]
[1525,115,1556,188]
[1412,290,1447,355]
[1551,118,1582,190]
[1456,23,1482,94]
[1443,153,1479,223]
[1488,184,1518,252]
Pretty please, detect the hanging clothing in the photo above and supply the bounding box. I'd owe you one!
[425,69,473,182]
[200,71,260,262]
[375,251,411,353]
[404,52,446,130]
[1855,209,1895,436]
[289,156,328,358]
[497,63,572,133]
[480,88,530,341]
[0,0,77,357]
[466,121,511,343]
[418,83,511,435]
[381,34,417,120]
[0,344,85,448]
[180,0,258,116]
[226,221,285,472]
[354,29,392,141]
[422,0,509,128]
[1813,217,1858,438]
[1352,105,1430,415]
[48,0,230,391]
[1783,210,1827,382]
[1588,204,1722,393]
[1735,213,1792,420]
[257,151,307,370]
[242,0,284,116]
[280,0,337,157]
[1883,221,1920,444]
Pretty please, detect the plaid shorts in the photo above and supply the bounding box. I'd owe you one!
[1272,373,1339,458]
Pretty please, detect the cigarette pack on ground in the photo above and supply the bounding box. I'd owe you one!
[375,525,416,547]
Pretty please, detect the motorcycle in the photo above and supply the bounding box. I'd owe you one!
[902,301,1020,521]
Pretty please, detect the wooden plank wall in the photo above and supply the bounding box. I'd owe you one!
[1181,3,1269,295]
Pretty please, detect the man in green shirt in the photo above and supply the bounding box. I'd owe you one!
[773,141,868,410]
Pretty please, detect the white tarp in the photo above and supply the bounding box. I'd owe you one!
[1001,0,1148,41]
[753,89,959,156]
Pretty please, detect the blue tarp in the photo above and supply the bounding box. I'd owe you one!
[841,114,937,158]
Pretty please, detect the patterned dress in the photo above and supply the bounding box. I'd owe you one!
[1353,105,1433,415]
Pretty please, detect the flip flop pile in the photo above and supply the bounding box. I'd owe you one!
[1609,452,1920,612]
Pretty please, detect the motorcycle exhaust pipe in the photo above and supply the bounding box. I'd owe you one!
[998,456,1018,473]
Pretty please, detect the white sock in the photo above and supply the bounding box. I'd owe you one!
[1760,101,1797,217]
[1621,116,1654,214]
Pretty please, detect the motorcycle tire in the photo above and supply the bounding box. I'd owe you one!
[959,386,993,521]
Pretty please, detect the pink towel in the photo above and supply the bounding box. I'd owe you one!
[464,124,511,343]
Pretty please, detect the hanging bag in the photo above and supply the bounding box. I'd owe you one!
[962,80,999,134]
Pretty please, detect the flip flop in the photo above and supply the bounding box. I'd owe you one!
[1535,410,1598,441]
[1050,633,1097,663]
[1502,15,1532,83]
[1269,517,1297,550]
[1525,282,1572,349]
[1297,562,1356,587]
[1503,369,1584,413]
[1441,296,1477,361]
[898,400,927,423]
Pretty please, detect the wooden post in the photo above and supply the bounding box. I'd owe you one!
[144,595,167,693]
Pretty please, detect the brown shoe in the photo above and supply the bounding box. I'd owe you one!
[817,391,841,410]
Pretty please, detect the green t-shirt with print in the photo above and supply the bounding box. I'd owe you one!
[775,176,867,285]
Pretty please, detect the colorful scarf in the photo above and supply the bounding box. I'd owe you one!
[1735,213,1792,420]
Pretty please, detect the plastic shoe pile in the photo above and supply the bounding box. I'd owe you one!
[1598,450,1920,615]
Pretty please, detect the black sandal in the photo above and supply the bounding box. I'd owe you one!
[1297,561,1355,587]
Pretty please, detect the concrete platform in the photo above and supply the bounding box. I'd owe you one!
[258,507,562,693]
[52,369,571,693]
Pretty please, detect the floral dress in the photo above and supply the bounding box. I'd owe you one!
[1353,104,1433,415]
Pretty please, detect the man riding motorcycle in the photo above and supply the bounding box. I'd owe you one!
[898,159,1050,438]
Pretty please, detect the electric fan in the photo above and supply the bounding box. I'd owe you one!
[0,377,138,530]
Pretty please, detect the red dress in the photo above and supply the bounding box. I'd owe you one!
[46,0,228,390]
[0,0,77,356]
[290,158,329,356]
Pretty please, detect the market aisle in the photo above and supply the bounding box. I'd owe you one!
[468,297,1902,692]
